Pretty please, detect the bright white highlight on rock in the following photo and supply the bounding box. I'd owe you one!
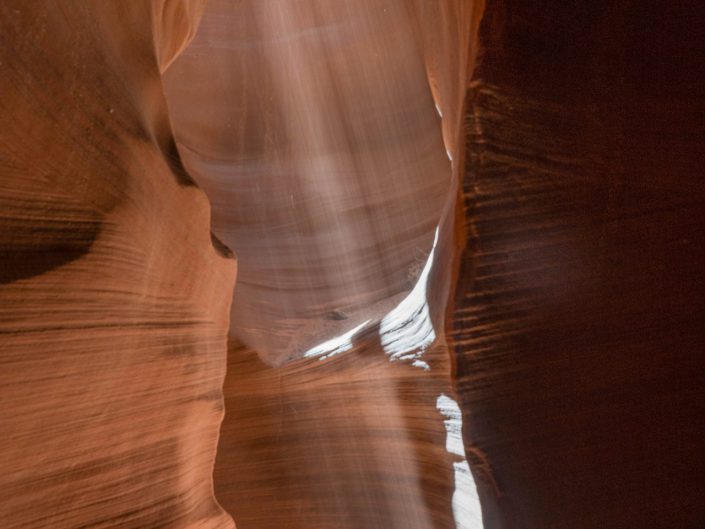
[437,394,483,529]
[304,226,438,366]
[412,359,431,371]
[303,319,371,360]
[380,227,439,367]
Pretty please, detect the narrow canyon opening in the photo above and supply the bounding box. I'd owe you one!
[161,2,486,528]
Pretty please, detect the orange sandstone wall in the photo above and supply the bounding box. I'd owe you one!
[0,2,236,527]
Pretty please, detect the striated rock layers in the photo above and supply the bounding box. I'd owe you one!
[1,1,483,528]
[452,1,705,528]
[1,2,236,527]
[163,0,482,365]
[160,2,487,529]
[5,1,703,529]
[214,339,478,529]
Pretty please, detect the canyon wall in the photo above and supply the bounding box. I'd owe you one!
[3,1,704,529]
[162,2,485,528]
[1,1,482,528]
[163,0,482,366]
[1,2,236,527]
[452,1,705,527]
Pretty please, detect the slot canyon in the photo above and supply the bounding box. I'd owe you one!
[1,1,703,528]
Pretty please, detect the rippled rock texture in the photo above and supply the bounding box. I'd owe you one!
[1,2,235,527]
[161,2,485,529]
[163,0,480,364]
[3,1,705,529]
[214,339,480,529]
[453,1,705,528]
[1,1,481,528]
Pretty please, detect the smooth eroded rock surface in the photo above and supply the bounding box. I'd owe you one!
[163,0,480,364]
[214,337,481,529]
[7,2,701,529]
[1,2,236,527]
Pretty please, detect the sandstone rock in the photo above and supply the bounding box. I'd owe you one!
[163,0,480,365]
[452,1,705,527]
[1,2,235,527]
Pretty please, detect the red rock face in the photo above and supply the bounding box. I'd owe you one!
[163,0,446,363]
[452,1,705,528]
[2,1,481,528]
[158,3,485,528]
[1,2,235,527]
[4,1,704,529]
[213,340,471,529]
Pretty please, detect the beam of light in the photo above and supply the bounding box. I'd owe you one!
[437,394,483,529]
[303,319,371,360]
[302,224,438,366]
[379,226,439,368]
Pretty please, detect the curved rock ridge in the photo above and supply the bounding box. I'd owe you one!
[163,0,480,365]
[1,2,236,528]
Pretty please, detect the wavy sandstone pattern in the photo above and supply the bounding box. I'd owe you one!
[3,1,704,529]
[214,339,476,529]
[1,2,235,527]
[2,1,482,528]
[452,1,705,527]
[162,0,482,365]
